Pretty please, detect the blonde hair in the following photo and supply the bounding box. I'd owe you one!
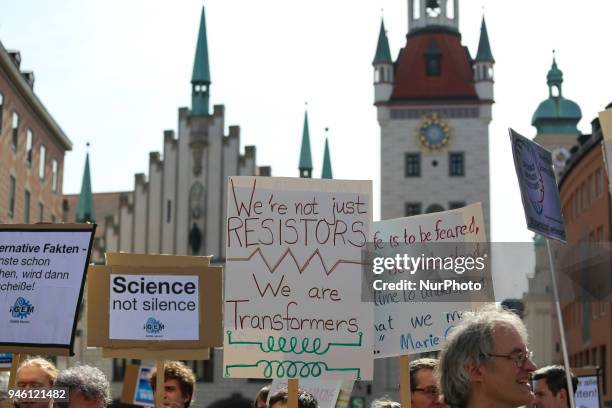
[17,357,59,385]
[371,398,400,408]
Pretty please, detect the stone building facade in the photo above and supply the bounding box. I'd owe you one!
[0,40,71,225]
[374,0,494,237]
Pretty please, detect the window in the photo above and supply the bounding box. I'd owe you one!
[412,0,420,19]
[51,159,58,192]
[405,202,422,216]
[602,346,608,394]
[24,190,30,223]
[449,152,465,176]
[39,145,46,180]
[425,53,441,77]
[426,204,444,213]
[184,356,214,382]
[8,176,16,218]
[38,203,44,222]
[596,168,604,197]
[449,201,466,210]
[26,129,33,165]
[12,112,19,151]
[166,200,172,223]
[51,214,56,223]
[446,0,455,19]
[405,153,421,177]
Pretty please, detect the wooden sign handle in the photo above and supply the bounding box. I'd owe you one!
[288,378,299,408]
[155,360,165,408]
[399,355,412,408]
[7,353,22,388]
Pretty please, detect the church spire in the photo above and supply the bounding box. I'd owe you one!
[475,16,494,62]
[76,143,94,223]
[373,18,392,65]
[321,130,333,179]
[299,108,313,178]
[191,4,211,116]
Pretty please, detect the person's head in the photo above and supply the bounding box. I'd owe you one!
[149,361,196,408]
[15,357,58,408]
[439,305,537,408]
[371,397,400,408]
[409,358,448,408]
[268,388,319,408]
[253,385,270,408]
[53,365,110,408]
[532,365,578,408]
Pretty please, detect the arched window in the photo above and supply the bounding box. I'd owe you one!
[413,0,421,19]
[446,0,455,19]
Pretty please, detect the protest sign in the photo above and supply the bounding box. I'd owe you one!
[0,224,95,355]
[575,374,601,408]
[509,129,566,242]
[88,265,220,347]
[371,203,491,358]
[0,353,11,370]
[121,364,155,407]
[224,176,372,380]
[109,274,199,341]
[268,378,344,408]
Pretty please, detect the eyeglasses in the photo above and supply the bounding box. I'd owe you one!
[486,349,534,367]
[412,386,440,398]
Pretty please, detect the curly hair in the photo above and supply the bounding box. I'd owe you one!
[54,365,110,408]
[268,388,319,408]
[17,356,59,386]
[149,361,196,407]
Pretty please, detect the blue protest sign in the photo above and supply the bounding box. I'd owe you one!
[510,128,566,242]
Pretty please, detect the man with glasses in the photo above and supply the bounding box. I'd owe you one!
[438,305,537,408]
[409,358,448,408]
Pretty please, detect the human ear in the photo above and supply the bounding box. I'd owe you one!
[466,362,484,383]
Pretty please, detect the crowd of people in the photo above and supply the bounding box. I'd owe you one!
[6,306,579,408]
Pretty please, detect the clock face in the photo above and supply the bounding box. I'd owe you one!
[418,113,450,150]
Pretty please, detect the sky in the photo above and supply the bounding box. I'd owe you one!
[0,1,610,259]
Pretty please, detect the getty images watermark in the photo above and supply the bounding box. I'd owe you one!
[370,252,488,293]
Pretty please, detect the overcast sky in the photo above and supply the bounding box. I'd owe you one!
[1,0,610,258]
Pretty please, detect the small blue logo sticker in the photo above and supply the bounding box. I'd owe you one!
[144,317,164,334]
[10,297,34,319]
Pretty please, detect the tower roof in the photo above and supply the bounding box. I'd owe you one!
[532,53,582,135]
[299,111,313,171]
[373,19,392,65]
[192,5,211,84]
[390,32,477,102]
[76,147,95,223]
[475,16,494,62]
[321,137,333,179]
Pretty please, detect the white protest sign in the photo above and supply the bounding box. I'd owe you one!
[224,176,372,380]
[109,274,199,340]
[575,375,600,408]
[371,203,491,357]
[0,228,94,349]
[269,378,342,408]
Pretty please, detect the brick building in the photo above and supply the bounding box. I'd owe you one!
[558,112,612,406]
[0,41,71,224]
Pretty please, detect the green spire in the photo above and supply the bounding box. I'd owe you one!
[372,18,392,65]
[191,5,211,116]
[299,110,313,178]
[547,51,563,91]
[475,16,494,62]
[321,133,333,179]
[76,144,94,223]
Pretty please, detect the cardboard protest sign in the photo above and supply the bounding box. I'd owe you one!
[120,364,155,407]
[0,224,95,355]
[87,253,222,350]
[268,378,344,408]
[371,203,491,357]
[509,129,566,242]
[224,176,372,380]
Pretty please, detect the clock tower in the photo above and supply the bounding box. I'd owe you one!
[374,0,494,235]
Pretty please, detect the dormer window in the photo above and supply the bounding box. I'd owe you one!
[425,40,441,77]
[426,0,441,17]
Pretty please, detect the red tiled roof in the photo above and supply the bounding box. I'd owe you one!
[390,32,478,102]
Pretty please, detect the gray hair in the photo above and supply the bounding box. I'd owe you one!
[438,305,528,407]
[54,365,111,408]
